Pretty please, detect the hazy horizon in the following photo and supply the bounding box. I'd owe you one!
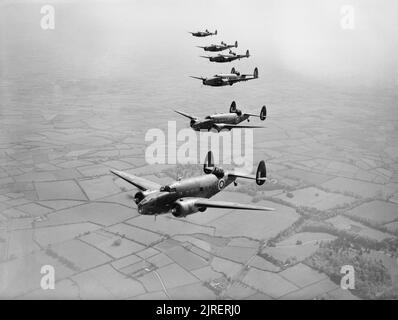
[1,0,398,91]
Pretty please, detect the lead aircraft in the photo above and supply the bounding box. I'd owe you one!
[110,151,275,218]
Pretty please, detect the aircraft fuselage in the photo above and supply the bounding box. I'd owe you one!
[209,55,245,63]
[204,45,233,52]
[137,173,235,215]
[208,113,249,124]
[202,73,238,86]
[191,113,250,131]
[192,32,213,37]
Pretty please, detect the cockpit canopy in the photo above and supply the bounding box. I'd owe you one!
[160,185,176,192]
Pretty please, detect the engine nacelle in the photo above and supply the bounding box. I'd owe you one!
[134,191,145,204]
[171,199,201,218]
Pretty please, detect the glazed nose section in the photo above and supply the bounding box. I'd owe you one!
[137,203,145,214]
[137,197,153,215]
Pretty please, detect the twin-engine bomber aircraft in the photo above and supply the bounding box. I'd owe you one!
[191,67,258,87]
[175,101,267,132]
[198,41,238,52]
[110,151,274,218]
[201,49,250,63]
[189,29,217,37]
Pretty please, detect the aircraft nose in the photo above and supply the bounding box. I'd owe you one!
[137,197,153,214]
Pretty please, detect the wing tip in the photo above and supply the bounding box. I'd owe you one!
[110,169,122,176]
[255,207,275,212]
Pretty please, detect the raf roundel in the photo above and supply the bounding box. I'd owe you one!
[218,179,226,190]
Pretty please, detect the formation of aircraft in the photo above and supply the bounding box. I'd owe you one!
[191,67,258,87]
[107,29,274,220]
[201,49,250,63]
[174,101,267,132]
[197,41,238,52]
[110,151,274,218]
[189,29,217,37]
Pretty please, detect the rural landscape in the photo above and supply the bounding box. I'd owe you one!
[1,0,398,299]
[1,76,397,299]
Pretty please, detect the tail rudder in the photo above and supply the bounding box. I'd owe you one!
[235,40,238,48]
[214,30,217,35]
[246,49,250,57]
[229,101,237,113]
[253,67,258,78]
[231,67,236,74]
[260,105,267,121]
[256,160,267,185]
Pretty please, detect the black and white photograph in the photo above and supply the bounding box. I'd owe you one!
[0,0,398,303]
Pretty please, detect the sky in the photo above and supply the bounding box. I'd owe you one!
[0,0,397,176]
[1,0,398,90]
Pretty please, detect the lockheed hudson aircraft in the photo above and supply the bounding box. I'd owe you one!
[189,29,217,37]
[190,67,258,87]
[174,101,267,132]
[201,49,250,63]
[110,151,274,218]
[197,41,238,52]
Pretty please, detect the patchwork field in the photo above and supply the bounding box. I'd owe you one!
[273,187,356,211]
[345,200,398,225]
[1,1,398,299]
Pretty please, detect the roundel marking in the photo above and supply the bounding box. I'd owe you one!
[218,179,225,190]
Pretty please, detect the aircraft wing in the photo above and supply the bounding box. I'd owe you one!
[174,110,196,120]
[193,198,275,211]
[190,76,205,80]
[110,169,161,191]
[215,124,265,130]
